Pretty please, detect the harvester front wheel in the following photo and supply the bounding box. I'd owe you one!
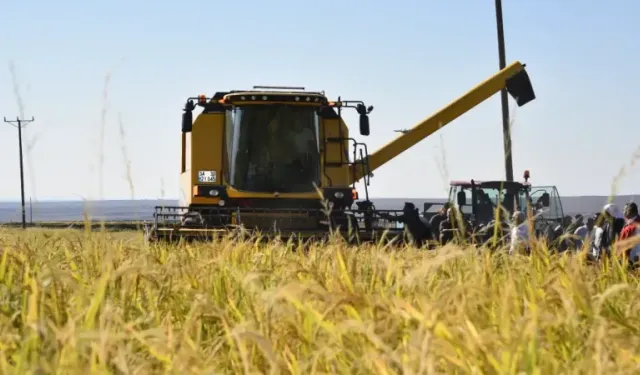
[181,211,205,226]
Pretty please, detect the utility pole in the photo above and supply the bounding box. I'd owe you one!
[3,116,34,229]
[495,0,514,182]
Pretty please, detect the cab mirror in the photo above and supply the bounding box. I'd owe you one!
[182,111,193,133]
[359,114,370,136]
[541,193,550,207]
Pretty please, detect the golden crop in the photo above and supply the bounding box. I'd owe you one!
[0,227,638,374]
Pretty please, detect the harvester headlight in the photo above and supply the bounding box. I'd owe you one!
[218,200,226,206]
[306,97,311,102]
[334,191,344,199]
[251,96,256,100]
[241,96,246,100]
[295,96,300,101]
[262,95,268,100]
[208,190,219,197]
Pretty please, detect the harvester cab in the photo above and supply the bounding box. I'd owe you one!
[152,86,380,242]
[147,61,538,243]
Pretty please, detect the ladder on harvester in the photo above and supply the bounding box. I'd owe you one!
[323,136,372,201]
[321,95,373,201]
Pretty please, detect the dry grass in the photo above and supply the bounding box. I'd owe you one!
[0,228,639,374]
[5,59,640,375]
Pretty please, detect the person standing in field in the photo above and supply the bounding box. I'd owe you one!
[604,203,626,251]
[439,207,462,246]
[379,202,432,247]
[567,214,583,235]
[509,211,530,255]
[552,216,574,252]
[590,212,605,261]
[573,216,594,250]
[618,202,640,265]
[429,202,450,241]
[592,203,625,260]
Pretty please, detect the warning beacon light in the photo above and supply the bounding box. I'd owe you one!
[523,169,530,183]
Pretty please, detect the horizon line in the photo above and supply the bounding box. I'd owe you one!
[0,194,638,204]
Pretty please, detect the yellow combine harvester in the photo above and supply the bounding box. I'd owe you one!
[145,61,537,243]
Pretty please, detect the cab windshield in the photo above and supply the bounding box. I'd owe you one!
[225,104,321,193]
[449,182,529,224]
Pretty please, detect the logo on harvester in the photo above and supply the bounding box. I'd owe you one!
[198,170,217,183]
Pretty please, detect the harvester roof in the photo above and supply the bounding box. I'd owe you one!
[219,86,329,105]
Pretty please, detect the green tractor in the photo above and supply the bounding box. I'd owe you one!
[424,170,565,246]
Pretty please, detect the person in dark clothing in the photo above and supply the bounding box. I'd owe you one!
[429,202,451,241]
[567,214,583,234]
[605,204,625,251]
[552,216,572,239]
[565,214,584,249]
[553,215,574,252]
[475,191,494,225]
[439,209,456,246]
[380,202,432,247]
[439,207,469,246]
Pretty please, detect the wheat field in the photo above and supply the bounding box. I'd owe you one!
[0,227,639,374]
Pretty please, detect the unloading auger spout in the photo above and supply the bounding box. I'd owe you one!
[349,61,535,184]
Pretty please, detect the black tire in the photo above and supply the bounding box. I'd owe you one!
[181,211,204,226]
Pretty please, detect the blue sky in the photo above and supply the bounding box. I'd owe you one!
[1,0,638,201]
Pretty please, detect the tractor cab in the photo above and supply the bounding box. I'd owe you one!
[448,179,531,226]
[528,185,565,223]
[446,170,565,238]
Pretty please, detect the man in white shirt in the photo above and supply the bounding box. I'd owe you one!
[509,211,530,255]
[574,216,595,250]
[590,212,605,261]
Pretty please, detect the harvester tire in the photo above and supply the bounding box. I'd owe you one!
[181,211,205,226]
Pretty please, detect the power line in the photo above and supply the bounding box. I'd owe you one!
[3,116,34,229]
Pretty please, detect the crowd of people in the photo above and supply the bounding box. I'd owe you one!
[509,202,640,264]
[381,201,640,267]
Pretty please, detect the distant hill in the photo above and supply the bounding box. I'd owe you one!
[0,196,638,223]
